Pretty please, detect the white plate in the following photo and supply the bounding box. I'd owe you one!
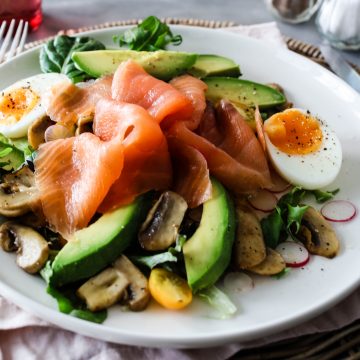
[0,26,359,349]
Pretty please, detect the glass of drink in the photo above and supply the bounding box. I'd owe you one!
[0,0,42,32]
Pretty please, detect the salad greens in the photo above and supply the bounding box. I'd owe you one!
[113,16,182,51]
[261,186,339,248]
[0,134,34,171]
[40,35,106,83]
[130,235,186,269]
[41,262,107,323]
[47,285,107,324]
[198,285,237,319]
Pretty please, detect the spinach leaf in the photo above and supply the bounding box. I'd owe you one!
[40,35,105,83]
[113,16,182,51]
[261,209,284,249]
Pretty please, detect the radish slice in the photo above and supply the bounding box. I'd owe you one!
[321,200,357,223]
[248,190,278,212]
[224,272,254,294]
[267,171,291,193]
[275,241,310,268]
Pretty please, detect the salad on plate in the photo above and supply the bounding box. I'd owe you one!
[0,16,354,323]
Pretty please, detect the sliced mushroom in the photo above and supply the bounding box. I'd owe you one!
[113,255,150,311]
[77,268,129,312]
[27,115,53,150]
[75,116,93,136]
[297,206,339,258]
[139,191,188,251]
[233,205,266,270]
[0,166,39,217]
[0,221,49,273]
[248,247,286,275]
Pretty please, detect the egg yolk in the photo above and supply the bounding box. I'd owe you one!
[0,87,39,126]
[264,109,323,155]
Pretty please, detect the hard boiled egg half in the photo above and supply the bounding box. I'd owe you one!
[263,108,342,189]
[0,73,69,138]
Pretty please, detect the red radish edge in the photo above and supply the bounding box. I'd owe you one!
[275,241,310,268]
[321,200,357,223]
[248,189,278,213]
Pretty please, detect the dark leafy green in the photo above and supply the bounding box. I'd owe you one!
[46,285,107,324]
[261,186,340,248]
[260,209,284,249]
[113,16,182,51]
[40,35,106,83]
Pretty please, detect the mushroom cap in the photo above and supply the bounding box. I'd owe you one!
[0,167,39,217]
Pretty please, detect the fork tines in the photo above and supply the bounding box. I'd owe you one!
[0,19,29,63]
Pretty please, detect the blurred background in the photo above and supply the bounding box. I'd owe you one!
[27,0,359,66]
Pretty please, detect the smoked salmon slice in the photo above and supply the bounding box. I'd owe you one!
[94,98,172,212]
[44,76,112,128]
[169,75,207,130]
[166,100,272,196]
[168,137,211,208]
[111,60,193,123]
[34,132,124,236]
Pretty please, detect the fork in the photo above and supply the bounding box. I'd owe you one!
[0,19,28,64]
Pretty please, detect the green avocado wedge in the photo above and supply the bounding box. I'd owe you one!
[48,194,153,287]
[204,77,286,109]
[183,178,235,292]
[72,49,197,81]
[189,54,241,78]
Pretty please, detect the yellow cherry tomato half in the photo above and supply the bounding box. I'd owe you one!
[149,268,193,310]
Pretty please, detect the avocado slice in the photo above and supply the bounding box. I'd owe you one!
[72,50,197,81]
[204,77,286,109]
[189,54,241,78]
[49,194,152,287]
[183,178,235,292]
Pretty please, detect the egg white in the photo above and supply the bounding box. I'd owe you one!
[0,73,69,138]
[265,111,342,190]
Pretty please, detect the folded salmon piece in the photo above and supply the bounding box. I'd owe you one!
[43,76,112,127]
[168,137,211,208]
[169,75,207,130]
[35,132,124,236]
[94,98,172,213]
[111,60,193,124]
[166,100,272,201]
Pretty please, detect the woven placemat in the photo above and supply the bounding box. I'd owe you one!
[25,17,360,74]
[26,18,360,358]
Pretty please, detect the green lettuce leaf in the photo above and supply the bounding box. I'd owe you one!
[198,285,237,319]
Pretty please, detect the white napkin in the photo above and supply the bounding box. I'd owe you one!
[1,22,357,360]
